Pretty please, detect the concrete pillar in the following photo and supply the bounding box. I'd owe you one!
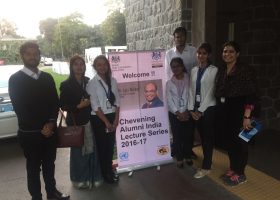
[192,0,217,60]
[192,0,205,47]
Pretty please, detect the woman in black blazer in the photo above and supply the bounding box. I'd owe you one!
[60,55,102,188]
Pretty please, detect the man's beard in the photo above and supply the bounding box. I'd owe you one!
[176,43,185,47]
[23,60,39,68]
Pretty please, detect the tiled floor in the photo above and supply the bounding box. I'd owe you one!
[193,143,280,200]
[248,129,280,180]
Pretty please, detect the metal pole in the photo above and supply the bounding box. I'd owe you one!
[57,18,64,59]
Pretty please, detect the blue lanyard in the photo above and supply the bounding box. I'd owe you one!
[195,67,206,96]
[194,67,207,109]
[99,80,111,100]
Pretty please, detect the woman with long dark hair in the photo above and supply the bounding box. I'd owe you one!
[87,55,120,184]
[60,55,102,188]
[188,43,217,178]
[215,41,259,186]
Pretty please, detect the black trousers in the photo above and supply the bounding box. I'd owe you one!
[90,113,116,179]
[18,131,57,200]
[195,106,216,169]
[168,112,194,161]
[216,97,249,175]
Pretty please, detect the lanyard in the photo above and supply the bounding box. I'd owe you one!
[171,76,187,108]
[195,67,206,95]
[171,79,186,98]
[195,67,207,109]
[99,80,111,100]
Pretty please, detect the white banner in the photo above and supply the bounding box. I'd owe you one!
[108,50,172,172]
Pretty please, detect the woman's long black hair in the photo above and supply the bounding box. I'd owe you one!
[69,54,86,79]
[198,42,212,65]
[93,55,112,87]
[93,55,116,106]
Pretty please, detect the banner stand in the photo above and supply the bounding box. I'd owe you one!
[116,158,174,174]
[109,50,172,175]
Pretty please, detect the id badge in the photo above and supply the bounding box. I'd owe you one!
[106,99,112,109]
[196,95,201,103]
[179,98,185,107]
[221,97,225,103]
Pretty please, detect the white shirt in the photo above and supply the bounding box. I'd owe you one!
[188,65,217,113]
[165,45,197,80]
[21,66,41,80]
[86,74,120,115]
[166,73,190,114]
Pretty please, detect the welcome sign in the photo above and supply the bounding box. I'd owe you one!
[108,50,172,172]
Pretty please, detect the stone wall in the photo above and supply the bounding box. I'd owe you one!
[238,0,280,129]
[124,0,280,130]
[124,0,193,51]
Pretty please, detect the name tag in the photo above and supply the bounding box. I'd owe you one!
[179,98,185,107]
[106,99,112,109]
[196,95,201,102]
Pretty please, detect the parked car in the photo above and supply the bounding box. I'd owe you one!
[0,59,5,65]
[44,57,53,66]
[0,65,22,139]
[40,56,45,64]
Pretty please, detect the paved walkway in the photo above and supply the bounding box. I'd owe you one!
[0,129,279,200]
[0,138,239,200]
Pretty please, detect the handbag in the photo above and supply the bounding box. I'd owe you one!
[56,110,85,148]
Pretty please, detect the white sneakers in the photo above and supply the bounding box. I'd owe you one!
[72,180,103,189]
[94,180,103,187]
[72,181,90,189]
[194,169,210,178]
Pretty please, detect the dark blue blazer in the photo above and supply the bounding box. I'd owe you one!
[142,97,164,109]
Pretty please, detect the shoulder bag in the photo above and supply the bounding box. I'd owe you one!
[57,110,84,148]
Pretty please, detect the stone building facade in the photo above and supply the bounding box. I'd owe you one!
[125,0,193,50]
[125,0,280,130]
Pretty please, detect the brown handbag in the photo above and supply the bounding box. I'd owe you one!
[56,110,84,148]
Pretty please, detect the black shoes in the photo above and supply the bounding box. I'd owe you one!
[47,190,70,200]
[113,173,119,181]
[185,159,193,166]
[104,172,119,184]
[176,161,184,168]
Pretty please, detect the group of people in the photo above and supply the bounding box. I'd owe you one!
[8,25,259,200]
[60,54,120,188]
[9,43,120,200]
[165,27,259,187]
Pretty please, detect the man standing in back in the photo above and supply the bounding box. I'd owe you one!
[165,26,197,80]
[9,41,69,200]
[165,27,198,159]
